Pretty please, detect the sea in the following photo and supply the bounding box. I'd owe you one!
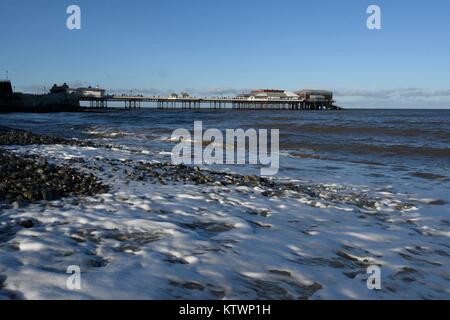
[0,108,449,299]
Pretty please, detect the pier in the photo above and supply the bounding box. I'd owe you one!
[79,96,342,111]
[1,80,343,112]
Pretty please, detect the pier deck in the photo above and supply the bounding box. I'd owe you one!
[79,96,342,110]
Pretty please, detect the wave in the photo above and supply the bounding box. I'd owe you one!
[282,142,450,158]
[270,124,450,140]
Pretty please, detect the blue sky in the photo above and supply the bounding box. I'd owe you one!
[1,0,450,108]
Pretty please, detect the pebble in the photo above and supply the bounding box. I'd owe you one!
[0,147,109,207]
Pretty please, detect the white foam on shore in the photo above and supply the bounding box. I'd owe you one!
[0,144,449,300]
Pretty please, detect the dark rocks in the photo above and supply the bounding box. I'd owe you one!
[132,162,392,211]
[181,221,235,233]
[0,127,65,146]
[0,150,109,206]
[0,126,101,148]
[109,231,165,245]
[181,282,205,291]
[0,127,110,206]
[245,209,271,217]
[136,162,273,190]
[88,258,109,268]
[17,219,35,228]
[134,162,385,212]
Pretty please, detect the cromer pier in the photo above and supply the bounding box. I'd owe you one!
[1,82,343,112]
[80,96,342,111]
[79,89,342,111]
